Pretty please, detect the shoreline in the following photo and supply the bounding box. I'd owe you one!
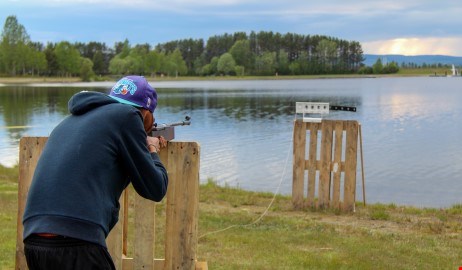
[0,77,82,84]
[0,73,433,86]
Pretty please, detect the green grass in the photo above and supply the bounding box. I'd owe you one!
[197,182,462,269]
[1,168,462,269]
[0,165,18,270]
[397,67,452,76]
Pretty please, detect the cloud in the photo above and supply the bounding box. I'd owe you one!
[362,37,462,56]
[1,0,437,13]
[2,0,461,55]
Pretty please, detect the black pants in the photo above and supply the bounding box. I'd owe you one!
[24,235,115,270]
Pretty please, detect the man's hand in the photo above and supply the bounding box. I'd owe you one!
[146,136,167,153]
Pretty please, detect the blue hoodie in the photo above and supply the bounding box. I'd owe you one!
[23,91,168,247]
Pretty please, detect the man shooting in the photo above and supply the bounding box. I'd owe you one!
[22,75,168,270]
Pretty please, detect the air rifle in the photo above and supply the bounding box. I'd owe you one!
[151,116,191,141]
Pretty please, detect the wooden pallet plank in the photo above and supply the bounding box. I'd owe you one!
[122,259,207,270]
[292,120,306,209]
[164,142,200,270]
[16,137,48,270]
[344,121,359,211]
[319,121,333,208]
[332,121,344,208]
[134,193,156,269]
[306,122,320,208]
[107,193,124,270]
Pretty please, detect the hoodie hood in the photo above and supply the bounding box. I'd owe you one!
[68,91,119,115]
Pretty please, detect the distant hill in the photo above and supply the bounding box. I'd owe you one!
[363,54,462,67]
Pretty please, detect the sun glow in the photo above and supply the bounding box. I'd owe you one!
[363,37,462,56]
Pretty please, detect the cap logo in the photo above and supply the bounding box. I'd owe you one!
[111,78,137,96]
[147,97,151,108]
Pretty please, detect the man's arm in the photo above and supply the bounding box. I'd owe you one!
[119,110,168,202]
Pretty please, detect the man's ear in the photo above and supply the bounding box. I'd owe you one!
[140,109,154,134]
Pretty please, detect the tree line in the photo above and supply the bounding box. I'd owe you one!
[1,15,397,80]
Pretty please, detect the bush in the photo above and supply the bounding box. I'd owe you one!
[358,66,373,74]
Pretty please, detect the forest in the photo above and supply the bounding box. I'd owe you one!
[0,15,398,80]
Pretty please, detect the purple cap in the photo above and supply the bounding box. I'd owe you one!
[109,75,157,112]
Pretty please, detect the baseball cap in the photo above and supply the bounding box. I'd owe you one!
[109,75,157,112]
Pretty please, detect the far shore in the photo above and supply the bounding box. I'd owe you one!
[0,76,82,84]
[0,72,436,85]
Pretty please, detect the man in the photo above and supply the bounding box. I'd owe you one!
[22,76,168,270]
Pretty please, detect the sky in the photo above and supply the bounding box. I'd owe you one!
[1,0,461,56]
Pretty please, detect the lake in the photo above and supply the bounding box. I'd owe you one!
[1,77,461,207]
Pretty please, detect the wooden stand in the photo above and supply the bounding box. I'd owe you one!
[293,120,359,212]
[15,137,207,270]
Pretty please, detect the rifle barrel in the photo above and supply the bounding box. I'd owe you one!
[153,120,191,131]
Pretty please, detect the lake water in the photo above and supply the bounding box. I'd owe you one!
[1,77,461,207]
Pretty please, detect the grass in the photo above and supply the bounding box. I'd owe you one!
[0,165,18,270]
[197,181,462,269]
[397,67,453,76]
[1,169,462,269]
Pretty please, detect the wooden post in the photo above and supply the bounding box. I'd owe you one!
[359,124,367,206]
[344,121,358,211]
[164,142,200,270]
[123,189,129,255]
[15,137,48,270]
[292,120,306,209]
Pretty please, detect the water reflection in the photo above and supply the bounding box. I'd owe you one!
[159,88,361,121]
[0,87,93,165]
